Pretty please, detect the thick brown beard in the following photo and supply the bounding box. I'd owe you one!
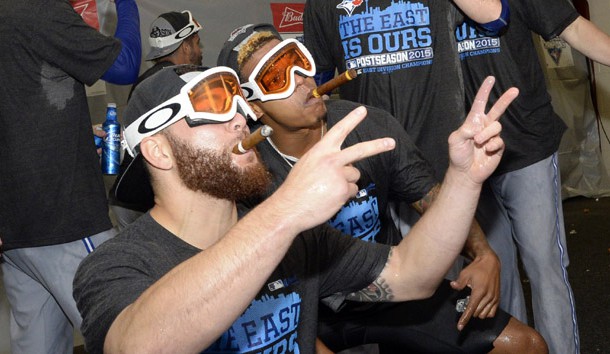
[166,133,271,201]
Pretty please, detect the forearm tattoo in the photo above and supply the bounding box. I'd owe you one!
[346,248,395,302]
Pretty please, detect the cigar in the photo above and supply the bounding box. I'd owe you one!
[233,125,274,154]
[311,68,359,98]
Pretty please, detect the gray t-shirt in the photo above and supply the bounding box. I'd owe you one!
[0,0,120,249]
[74,213,390,353]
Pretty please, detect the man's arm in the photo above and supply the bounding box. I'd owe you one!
[349,77,518,303]
[453,0,509,36]
[103,108,396,353]
[560,16,610,67]
[100,0,141,85]
[452,0,502,22]
[316,338,335,354]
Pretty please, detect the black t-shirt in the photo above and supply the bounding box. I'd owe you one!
[304,0,466,180]
[0,0,120,249]
[74,213,390,354]
[456,0,579,175]
[248,99,437,312]
[252,100,437,246]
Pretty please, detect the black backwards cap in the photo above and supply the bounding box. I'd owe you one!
[113,65,207,210]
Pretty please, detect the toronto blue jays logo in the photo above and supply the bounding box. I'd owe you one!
[337,0,364,16]
[541,37,569,66]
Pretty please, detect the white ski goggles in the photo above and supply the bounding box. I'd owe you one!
[241,38,316,102]
[124,66,255,157]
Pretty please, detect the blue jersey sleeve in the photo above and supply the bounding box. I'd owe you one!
[101,0,141,85]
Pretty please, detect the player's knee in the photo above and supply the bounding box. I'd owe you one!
[514,322,548,353]
[526,329,548,354]
[492,318,548,354]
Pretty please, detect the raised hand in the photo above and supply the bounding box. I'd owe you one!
[273,106,395,232]
[448,76,519,184]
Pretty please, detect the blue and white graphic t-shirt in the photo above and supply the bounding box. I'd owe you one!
[305,0,466,180]
[338,1,434,74]
[205,287,302,353]
[252,100,436,247]
[455,0,578,175]
[74,212,390,354]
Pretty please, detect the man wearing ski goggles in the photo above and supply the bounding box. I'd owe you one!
[123,65,256,157]
[240,38,316,102]
[217,24,545,354]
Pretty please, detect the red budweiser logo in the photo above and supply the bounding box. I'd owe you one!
[270,3,305,33]
[279,6,303,28]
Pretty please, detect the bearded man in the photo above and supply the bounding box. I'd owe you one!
[72,64,527,354]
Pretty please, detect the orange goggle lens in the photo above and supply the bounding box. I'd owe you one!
[255,42,313,95]
[188,71,245,115]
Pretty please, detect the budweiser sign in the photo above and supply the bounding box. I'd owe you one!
[270,3,305,33]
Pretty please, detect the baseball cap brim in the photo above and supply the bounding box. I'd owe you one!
[145,41,182,61]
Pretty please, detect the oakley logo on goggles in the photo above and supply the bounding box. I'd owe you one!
[124,66,256,157]
[149,10,202,49]
[241,38,316,102]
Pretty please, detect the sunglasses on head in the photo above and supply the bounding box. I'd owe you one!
[241,38,316,102]
[149,10,202,50]
[124,66,256,157]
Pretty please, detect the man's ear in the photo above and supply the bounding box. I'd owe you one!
[181,40,191,54]
[172,41,189,62]
[140,135,173,171]
[248,102,265,120]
